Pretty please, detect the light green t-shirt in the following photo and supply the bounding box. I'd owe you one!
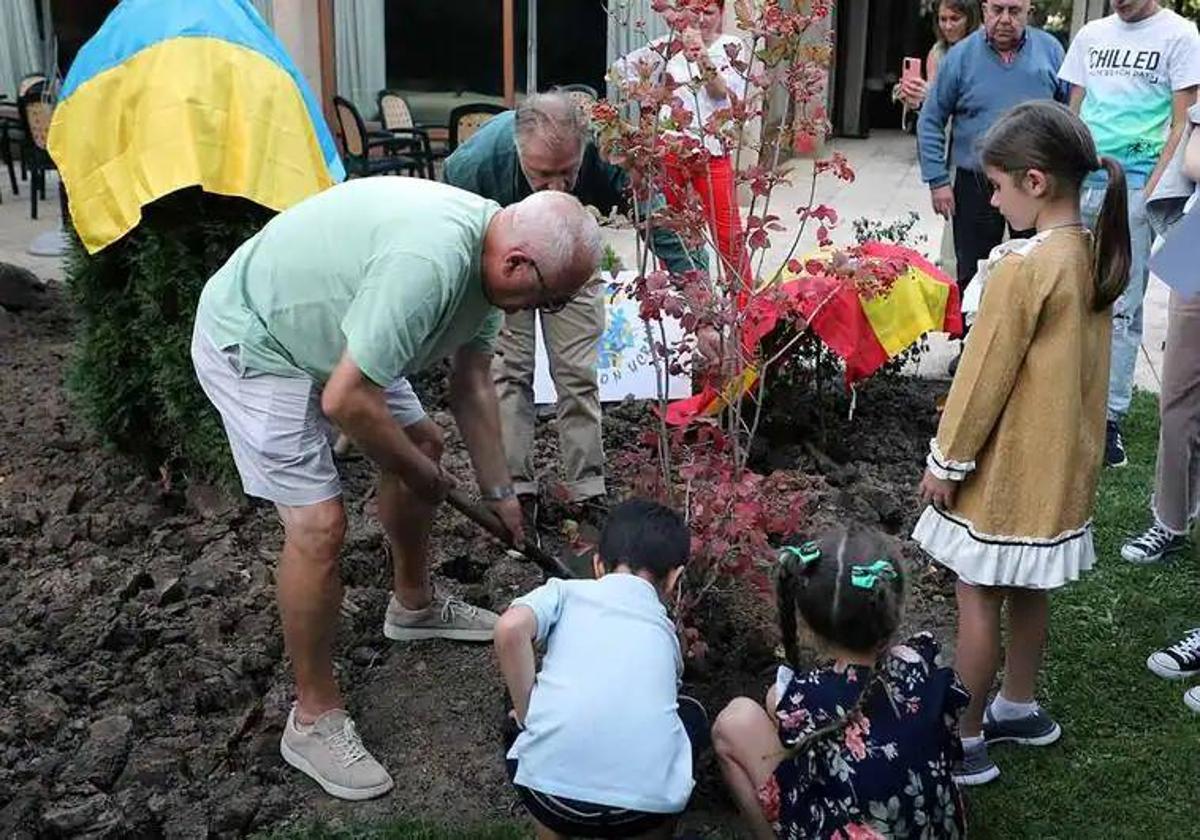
[197,177,503,386]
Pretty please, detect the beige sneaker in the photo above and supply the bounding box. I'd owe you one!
[382,592,498,642]
[279,705,394,801]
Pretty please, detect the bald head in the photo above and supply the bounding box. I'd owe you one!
[481,191,603,314]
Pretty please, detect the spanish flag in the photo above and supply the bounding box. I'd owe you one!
[665,243,962,426]
[48,0,344,254]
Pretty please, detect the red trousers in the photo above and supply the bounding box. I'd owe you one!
[662,153,751,287]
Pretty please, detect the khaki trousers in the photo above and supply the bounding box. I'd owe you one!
[495,283,606,501]
[1154,290,1200,533]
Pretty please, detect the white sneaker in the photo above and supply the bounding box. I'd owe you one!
[280,705,394,800]
[383,592,498,642]
[1185,686,1200,715]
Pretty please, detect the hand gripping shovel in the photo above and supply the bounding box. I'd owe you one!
[445,488,575,579]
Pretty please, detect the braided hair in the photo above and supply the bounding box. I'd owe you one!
[776,524,906,753]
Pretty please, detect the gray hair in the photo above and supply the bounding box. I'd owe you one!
[510,191,603,286]
[514,92,589,156]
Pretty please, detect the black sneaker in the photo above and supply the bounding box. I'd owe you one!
[1105,420,1127,468]
[952,739,999,786]
[1146,629,1200,680]
[982,706,1061,747]
[1120,523,1187,565]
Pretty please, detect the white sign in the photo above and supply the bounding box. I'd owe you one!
[534,270,691,404]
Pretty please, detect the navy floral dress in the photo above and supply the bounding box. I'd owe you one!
[761,633,969,839]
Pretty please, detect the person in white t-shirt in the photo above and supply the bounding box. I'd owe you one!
[493,499,707,839]
[612,0,752,289]
[1059,0,1200,467]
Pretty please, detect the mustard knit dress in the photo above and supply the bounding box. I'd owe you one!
[913,229,1110,589]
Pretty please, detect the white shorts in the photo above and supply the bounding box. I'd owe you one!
[191,327,425,507]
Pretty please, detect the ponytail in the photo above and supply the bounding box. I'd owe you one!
[1092,156,1131,312]
[776,555,801,673]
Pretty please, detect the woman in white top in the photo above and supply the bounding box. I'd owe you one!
[613,0,751,289]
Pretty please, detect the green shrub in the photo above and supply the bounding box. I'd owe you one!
[66,188,274,486]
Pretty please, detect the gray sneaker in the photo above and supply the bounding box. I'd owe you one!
[1184,686,1200,715]
[982,706,1062,747]
[952,738,999,786]
[279,706,393,801]
[382,592,498,642]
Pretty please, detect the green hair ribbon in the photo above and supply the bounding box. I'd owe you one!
[779,541,821,570]
[850,559,897,589]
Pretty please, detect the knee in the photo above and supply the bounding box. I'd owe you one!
[282,502,347,565]
[712,697,764,757]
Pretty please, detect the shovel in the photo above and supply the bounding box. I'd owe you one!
[445,488,576,580]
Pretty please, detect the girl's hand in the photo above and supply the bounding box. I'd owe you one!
[919,469,957,510]
[682,28,707,64]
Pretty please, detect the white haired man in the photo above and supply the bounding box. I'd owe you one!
[444,92,704,538]
[191,177,602,800]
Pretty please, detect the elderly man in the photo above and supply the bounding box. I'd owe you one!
[444,92,702,536]
[191,177,601,800]
[918,0,1065,297]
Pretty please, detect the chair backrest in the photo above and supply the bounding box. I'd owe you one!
[17,73,46,99]
[555,83,599,99]
[17,91,53,151]
[333,95,367,157]
[377,90,414,131]
[448,103,507,151]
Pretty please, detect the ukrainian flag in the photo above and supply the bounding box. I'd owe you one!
[48,0,345,254]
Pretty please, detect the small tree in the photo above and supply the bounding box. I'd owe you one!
[599,0,913,630]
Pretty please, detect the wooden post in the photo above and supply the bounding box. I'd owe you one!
[317,0,337,137]
[503,0,515,107]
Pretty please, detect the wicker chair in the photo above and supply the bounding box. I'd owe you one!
[16,85,63,220]
[376,90,442,178]
[447,103,507,152]
[333,95,423,178]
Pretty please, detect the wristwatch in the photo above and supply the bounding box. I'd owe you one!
[480,484,516,502]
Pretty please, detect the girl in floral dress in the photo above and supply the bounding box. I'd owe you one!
[713,525,969,839]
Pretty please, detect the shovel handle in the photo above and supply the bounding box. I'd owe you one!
[444,488,574,579]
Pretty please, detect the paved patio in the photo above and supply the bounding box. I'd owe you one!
[0,131,1168,392]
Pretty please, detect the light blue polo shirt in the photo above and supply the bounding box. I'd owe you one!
[506,574,693,813]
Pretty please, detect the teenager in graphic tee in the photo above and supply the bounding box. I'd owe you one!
[1060,0,1200,467]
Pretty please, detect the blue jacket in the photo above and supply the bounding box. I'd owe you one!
[918,28,1067,187]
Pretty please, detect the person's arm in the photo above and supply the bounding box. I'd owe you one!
[322,354,446,500]
[448,343,523,544]
[919,256,1044,508]
[1067,85,1086,115]
[1184,111,1200,183]
[1058,29,1088,114]
[1147,88,1199,198]
[916,50,957,216]
[494,605,539,724]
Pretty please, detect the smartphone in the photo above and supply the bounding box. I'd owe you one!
[902,57,923,81]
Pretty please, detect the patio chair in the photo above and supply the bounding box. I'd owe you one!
[376,90,442,178]
[0,98,19,199]
[447,103,506,152]
[333,95,423,179]
[16,92,64,221]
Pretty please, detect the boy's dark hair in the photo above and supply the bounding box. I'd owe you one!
[980,100,1131,312]
[776,524,906,752]
[598,498,690,580]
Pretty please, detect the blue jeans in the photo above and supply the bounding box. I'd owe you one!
[1081,183,1152,422]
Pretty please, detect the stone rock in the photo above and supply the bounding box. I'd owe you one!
[185,482,239,520]
[209,774,260,836]
[0,305,18,338]
[41,791,123,837]
[0,787,40,839]
[62,715,133,790]
[0,263,47,311]
[43,515,85,550]
[157,798,208,840]
[184,535,239,596]
[45,483,81,517]
[118,738,184,789]
[20,690,68,738]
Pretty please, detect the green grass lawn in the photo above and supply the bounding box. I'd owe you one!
[967,392,1200,839]
[267,395,1197,840]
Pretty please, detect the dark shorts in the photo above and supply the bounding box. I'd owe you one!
[504,696,709,838]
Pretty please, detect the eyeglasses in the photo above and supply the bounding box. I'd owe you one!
[529,258,573,314]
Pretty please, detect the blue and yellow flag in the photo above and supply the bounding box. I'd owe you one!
[48,0,345,253]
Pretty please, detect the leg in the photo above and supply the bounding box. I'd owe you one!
[999,587,1049,704]
[276,499,348,720]
[951,169,1007,293]
[495,308,541,498]
[541,283,606,501]
[954,579,1005,737]
[377,416,444,609]
[695,156,751,289]
[712,697,782,840]
[1107,186,1152,423]
[1152,290,1200,534]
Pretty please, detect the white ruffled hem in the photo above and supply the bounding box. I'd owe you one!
[927,439,975,482]
[912,506,1095,590]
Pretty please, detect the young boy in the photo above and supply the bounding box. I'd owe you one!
[493,499,706,839]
